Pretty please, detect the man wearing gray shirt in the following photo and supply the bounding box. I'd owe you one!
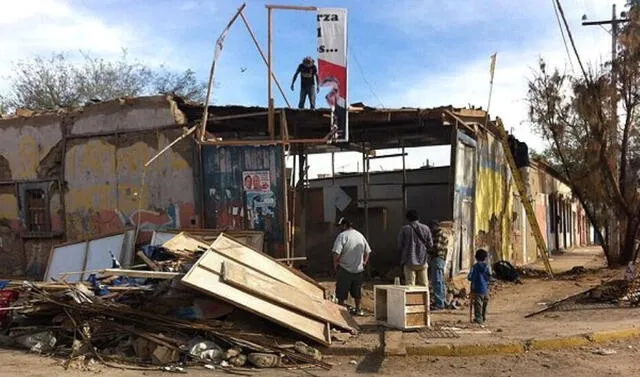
[397,210,433,286]
[332,217,371,316]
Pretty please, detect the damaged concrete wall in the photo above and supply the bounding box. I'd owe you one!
[0,96,195,277]
[64,131,196,242]
[0,114,64,277]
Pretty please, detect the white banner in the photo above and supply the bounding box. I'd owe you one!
[317,8,348,142]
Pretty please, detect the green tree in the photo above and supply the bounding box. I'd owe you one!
[0,51,207,112]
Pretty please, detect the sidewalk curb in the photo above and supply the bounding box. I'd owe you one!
[403,328,640,357]
[323,327,640,357]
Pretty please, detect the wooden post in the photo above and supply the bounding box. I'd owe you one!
[362,144,369,240]
[331,152,335,185]
[200,3,247,142]
[290,144,297,260]
[239,11,291,108]
[267,6,275,139]
[280,112,290,262]
[402,146,407,214]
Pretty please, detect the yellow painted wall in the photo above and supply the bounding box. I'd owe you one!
[0,194,18,219]
[474,132,516,261]
[65,139,117,212]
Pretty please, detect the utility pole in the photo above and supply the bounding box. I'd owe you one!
[582,3,629,259]
[582,4,629,78]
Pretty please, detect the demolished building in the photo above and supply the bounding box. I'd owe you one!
[0,95,592,279]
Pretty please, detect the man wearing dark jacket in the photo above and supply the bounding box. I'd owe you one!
[397,210,433,286]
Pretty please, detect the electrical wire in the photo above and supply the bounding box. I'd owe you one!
[348,45,386,108]
[554,0,589,81]
[552,0,576,73]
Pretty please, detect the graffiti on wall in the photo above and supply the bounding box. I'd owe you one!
[66,202,195,241]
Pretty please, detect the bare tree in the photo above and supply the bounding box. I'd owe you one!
[0,51,207,112]
[527,4,640,266]
[152,68,207,103]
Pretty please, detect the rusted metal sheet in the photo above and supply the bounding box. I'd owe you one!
[451,131,476,275]
[202,145,285,257]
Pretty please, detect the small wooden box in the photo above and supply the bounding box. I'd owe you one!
[374,285,431,330]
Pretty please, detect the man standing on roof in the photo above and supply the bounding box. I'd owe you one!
[291,56,319,109]
[332,217,371,316]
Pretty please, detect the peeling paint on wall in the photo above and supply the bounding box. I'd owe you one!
[0,96,197,277]
[474,130,515,262]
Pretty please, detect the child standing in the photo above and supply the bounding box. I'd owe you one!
[468,249,491,324]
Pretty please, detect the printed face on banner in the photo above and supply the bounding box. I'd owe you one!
[242,171,270,193]
[317,8,348,142]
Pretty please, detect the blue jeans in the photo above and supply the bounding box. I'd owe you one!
[430,256,446,309]
[298,85,316,109]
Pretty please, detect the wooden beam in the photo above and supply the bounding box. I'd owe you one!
[182,251,331,346]
[265,4,317,11]
[221,260,358,332]
[136,251,161,271]
[211,234,325,299]
[101,269,182,279]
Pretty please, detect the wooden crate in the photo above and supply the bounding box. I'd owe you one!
[374,285,430,330]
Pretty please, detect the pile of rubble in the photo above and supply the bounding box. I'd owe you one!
[526,263,640,317]
[0,231,358,373]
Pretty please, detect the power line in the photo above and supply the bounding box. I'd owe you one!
[554,0,589,80]
[552,0,575,73]
[349,46,386,108]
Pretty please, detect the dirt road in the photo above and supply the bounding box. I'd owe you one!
[2,338,640,376]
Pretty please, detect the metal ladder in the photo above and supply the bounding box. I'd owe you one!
[494,118,554,277]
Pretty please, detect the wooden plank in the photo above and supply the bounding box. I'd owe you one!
[406,292,426,305]
[221,260,357,332]
[101,269,181,279]
[161,232,209,253]
[405,305,426,314]
[211,234,324,299]
[137,251,160,271]
[405,313,426,327]
[153,229,265,252]
[181,252,330,346]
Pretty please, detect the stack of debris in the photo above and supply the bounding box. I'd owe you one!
[0,232,358,372]
[526,269,640,317]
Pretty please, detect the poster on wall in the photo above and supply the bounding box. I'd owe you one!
[317,8,348,142]
[246,191,276,233]
[242,171,271,192]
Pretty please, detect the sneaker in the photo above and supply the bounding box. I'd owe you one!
[353,308,365,316]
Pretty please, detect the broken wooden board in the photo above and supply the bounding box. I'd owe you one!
[211,233,325,299]
[221,260,353,331]
[161,232,209,255]
[221,260,357,333]
[152,229,265,252]
[100,269,182,280]
[181,249,331,346]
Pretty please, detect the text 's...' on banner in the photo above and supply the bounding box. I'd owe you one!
[317,8,348,142]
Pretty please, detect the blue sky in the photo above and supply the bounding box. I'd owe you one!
[0,0,627,177]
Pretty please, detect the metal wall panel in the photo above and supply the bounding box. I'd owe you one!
[202,145,284,257]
